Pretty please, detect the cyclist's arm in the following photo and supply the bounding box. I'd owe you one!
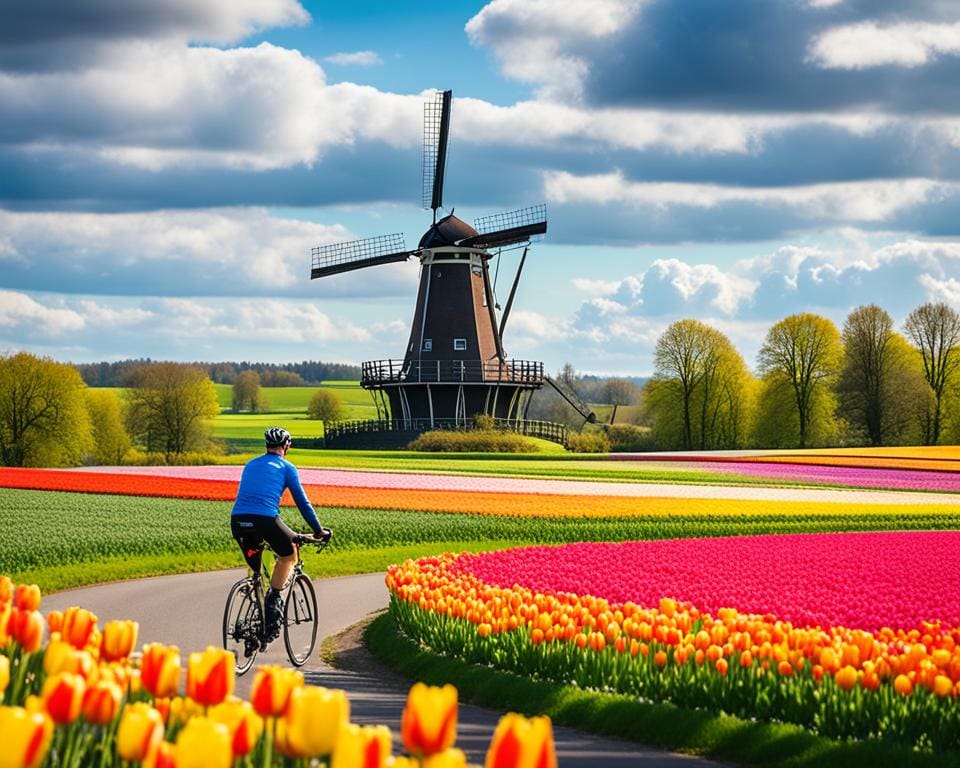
[285,463,323,535]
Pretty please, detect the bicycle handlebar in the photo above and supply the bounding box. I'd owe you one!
[292,527,332,549]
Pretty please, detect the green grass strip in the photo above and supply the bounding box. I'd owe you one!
[364,612,960,768]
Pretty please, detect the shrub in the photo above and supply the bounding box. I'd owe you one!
[307,389,344,422]
[407,430,541,453]
[121,449,225,466]
[606,424,653,452]
[566,431,611,453]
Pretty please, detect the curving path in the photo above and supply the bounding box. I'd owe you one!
[44,570,728,768]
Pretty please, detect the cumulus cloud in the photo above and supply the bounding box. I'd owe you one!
[0,290,86,335]
[0,208,419,299]
[323,51,382,67]
[809,21,960,69]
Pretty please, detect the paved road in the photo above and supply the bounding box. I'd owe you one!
[45,570,727,768]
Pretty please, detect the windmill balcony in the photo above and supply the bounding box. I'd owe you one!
[361,358,545,387]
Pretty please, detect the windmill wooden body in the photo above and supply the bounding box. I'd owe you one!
[311,91,553,445]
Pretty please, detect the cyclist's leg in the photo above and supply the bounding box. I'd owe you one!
[230,515,266,573]
[264,515,298,590]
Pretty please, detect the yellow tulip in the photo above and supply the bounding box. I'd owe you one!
[81,680,123,726]
[250,664,303,717]
[281,685,349,757]
[331,723,392,768]
[116,702,164,762]
[0,656,9,696]
[60,606,98,650]
[423,748,469,768]
[0,706,53,768]
[143,740,176,768]
[209,697,263,758]
[0,603,11,645]
[186,646,234,707]
[101,620,139,662]
[175,716,232,768]
[401,682,458,756]
[0,575,13,605]
[485,713,557,768]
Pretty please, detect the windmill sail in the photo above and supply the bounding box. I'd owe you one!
[460,204,547,250]
[310,233,413,279]
[422,90,453,213]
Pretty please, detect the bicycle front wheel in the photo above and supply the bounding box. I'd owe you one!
[223,579,262,675]
[283,573,318,667]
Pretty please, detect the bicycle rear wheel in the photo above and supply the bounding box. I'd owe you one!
[223,579,262,675]
[283,573,318,667]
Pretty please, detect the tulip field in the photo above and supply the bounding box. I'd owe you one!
[1,448,960,762]
[0,577,546,767]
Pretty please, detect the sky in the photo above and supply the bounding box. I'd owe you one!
[4,0,960,376]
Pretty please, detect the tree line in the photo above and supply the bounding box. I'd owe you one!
[74,359,361,387]
[642,302,960,450]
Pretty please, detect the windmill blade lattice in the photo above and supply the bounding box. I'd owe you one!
[310,233,412,279]
[422,90,452,212]
[460,204,548,250]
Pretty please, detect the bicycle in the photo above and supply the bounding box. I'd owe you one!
[222,527,332,675]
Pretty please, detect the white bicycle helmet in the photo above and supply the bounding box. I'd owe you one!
[264,426,292,448]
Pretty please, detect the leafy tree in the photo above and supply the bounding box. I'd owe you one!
[307,389,344,422]
[647,320,754,450]
[903,302,960,445]
[124,363,220,455]
[756,313,842,448]
[85,389,131,464]
[261,370,305,387]
[0,352,92,467]
[838,305,928,445]
[231,370,267,413]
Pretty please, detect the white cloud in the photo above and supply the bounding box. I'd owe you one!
[465,0,645,101]
[504,309,570,342]
[809,21,960,69]
[323,51,383,67]
[0,291,86,335]
[571,278,620,296]
[543,170,950,222]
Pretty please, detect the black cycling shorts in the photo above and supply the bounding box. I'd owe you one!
[231,514,295,572]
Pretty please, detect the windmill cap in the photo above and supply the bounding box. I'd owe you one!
[418,213,478,249]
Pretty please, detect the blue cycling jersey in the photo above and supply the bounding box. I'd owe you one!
[231,453,322,534]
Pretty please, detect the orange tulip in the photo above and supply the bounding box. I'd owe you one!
[46,610,63,635]
[41,672,86,725]
[485,712,557,768]
[81,680,123,726]
[0,706,54,768]
[280,685,349,757]
[175,716,232,768]
[141,643,182,699]
[117,702,164,762]
[101,620,139,662]
[401,682,458,757]
[835,665,858,692]
[60,607,98,650]
[13,584,41,612]
[250,665,303,718]
[331,723,392,768]
[10,608,44,653]
[0,603,11,645]
[0,575,13,604]
[932,675,953,697]
[186,646,234,707]
[894,674,913,696]
[0,656,8,696]
[43,639,95,680]
[144,740,176,768]
[209,697,263,758]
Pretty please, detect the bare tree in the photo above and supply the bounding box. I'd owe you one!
[603,378,639,423]
[904,302,960,445]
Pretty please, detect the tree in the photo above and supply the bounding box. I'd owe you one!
[647,320,755,450]
[124,363,220,455]
[903,302,960,445]
[85,389,131,464]
[838,305,928,446]
[261,370,305,387]
[307,390,344,422]
[232,370,266,413]
[603,378,639,423]
[0,352,92,467]
[756,313,842,448]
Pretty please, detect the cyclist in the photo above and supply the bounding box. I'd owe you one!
[231,427,329,641]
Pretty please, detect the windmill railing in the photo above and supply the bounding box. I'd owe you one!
[324,417,568,446]
[361,359,545,386]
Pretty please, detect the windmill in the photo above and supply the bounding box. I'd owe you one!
[310,90,553,445]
